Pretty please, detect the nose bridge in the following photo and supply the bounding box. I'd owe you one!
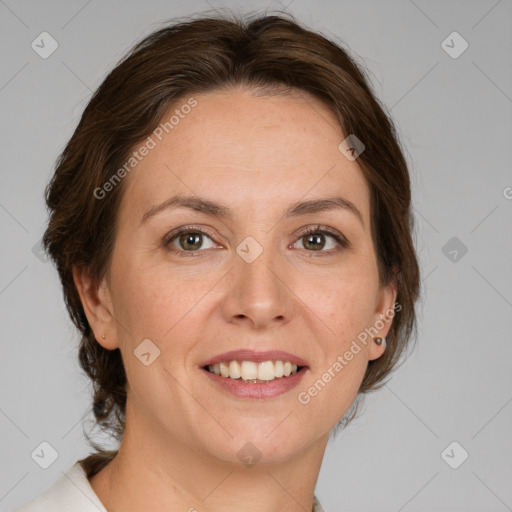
[225,233,290,326]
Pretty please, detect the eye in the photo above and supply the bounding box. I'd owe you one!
[163,224,349,258]
[164,227,219,257]
[292,225,349,253]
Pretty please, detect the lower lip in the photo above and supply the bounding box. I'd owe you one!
[201,367,307,399]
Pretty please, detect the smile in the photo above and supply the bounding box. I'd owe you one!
[200,349,309,399]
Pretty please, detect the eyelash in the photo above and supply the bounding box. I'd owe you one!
[163,224,350,258]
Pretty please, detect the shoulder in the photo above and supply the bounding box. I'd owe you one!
[313,494,326,512]
[13,461,107,512]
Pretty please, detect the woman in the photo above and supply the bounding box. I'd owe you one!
[15,10,420,512]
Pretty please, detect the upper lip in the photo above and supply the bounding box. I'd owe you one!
[200,349,309,368]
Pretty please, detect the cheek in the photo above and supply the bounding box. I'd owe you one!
[111,255,218,354]
[310,268,378,341]
[301,286,374,420]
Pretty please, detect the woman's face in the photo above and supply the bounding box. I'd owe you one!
[90,87,396,464]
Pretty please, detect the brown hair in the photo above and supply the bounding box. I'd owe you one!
[42,10,420,477]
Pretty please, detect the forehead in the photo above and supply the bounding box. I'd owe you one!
[119,88,370,226]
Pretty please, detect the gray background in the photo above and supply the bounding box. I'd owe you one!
[1,0,511,511]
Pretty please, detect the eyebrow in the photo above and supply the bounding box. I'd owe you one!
[140,194,365,229]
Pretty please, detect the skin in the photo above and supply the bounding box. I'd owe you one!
[74,86,397,512]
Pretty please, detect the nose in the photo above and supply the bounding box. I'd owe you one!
[221,242,292,330]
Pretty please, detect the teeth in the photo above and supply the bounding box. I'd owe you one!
[206,360,301,382]
[229,360,241,379]
[274,360,284,378]
[219,362,230,378]
[257,361,275,381]
[241,361,258,380]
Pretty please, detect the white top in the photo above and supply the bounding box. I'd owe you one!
[14,461,325,511]
[13,462,107,512]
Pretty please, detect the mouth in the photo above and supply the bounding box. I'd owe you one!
[199,349,309,398]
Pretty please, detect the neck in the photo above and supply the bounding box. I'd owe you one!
[89,398,328,512]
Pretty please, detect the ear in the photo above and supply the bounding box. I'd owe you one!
[368,276,398,361]
[72,264,119,350]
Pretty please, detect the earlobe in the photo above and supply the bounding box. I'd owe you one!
[72,265,119,350]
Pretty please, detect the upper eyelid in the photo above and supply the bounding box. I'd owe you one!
[164,225,218,244]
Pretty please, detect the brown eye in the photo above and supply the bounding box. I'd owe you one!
[302,233,328,251]
[293,227,347,253]
[177,232,204,251]
[165,228,218,256]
